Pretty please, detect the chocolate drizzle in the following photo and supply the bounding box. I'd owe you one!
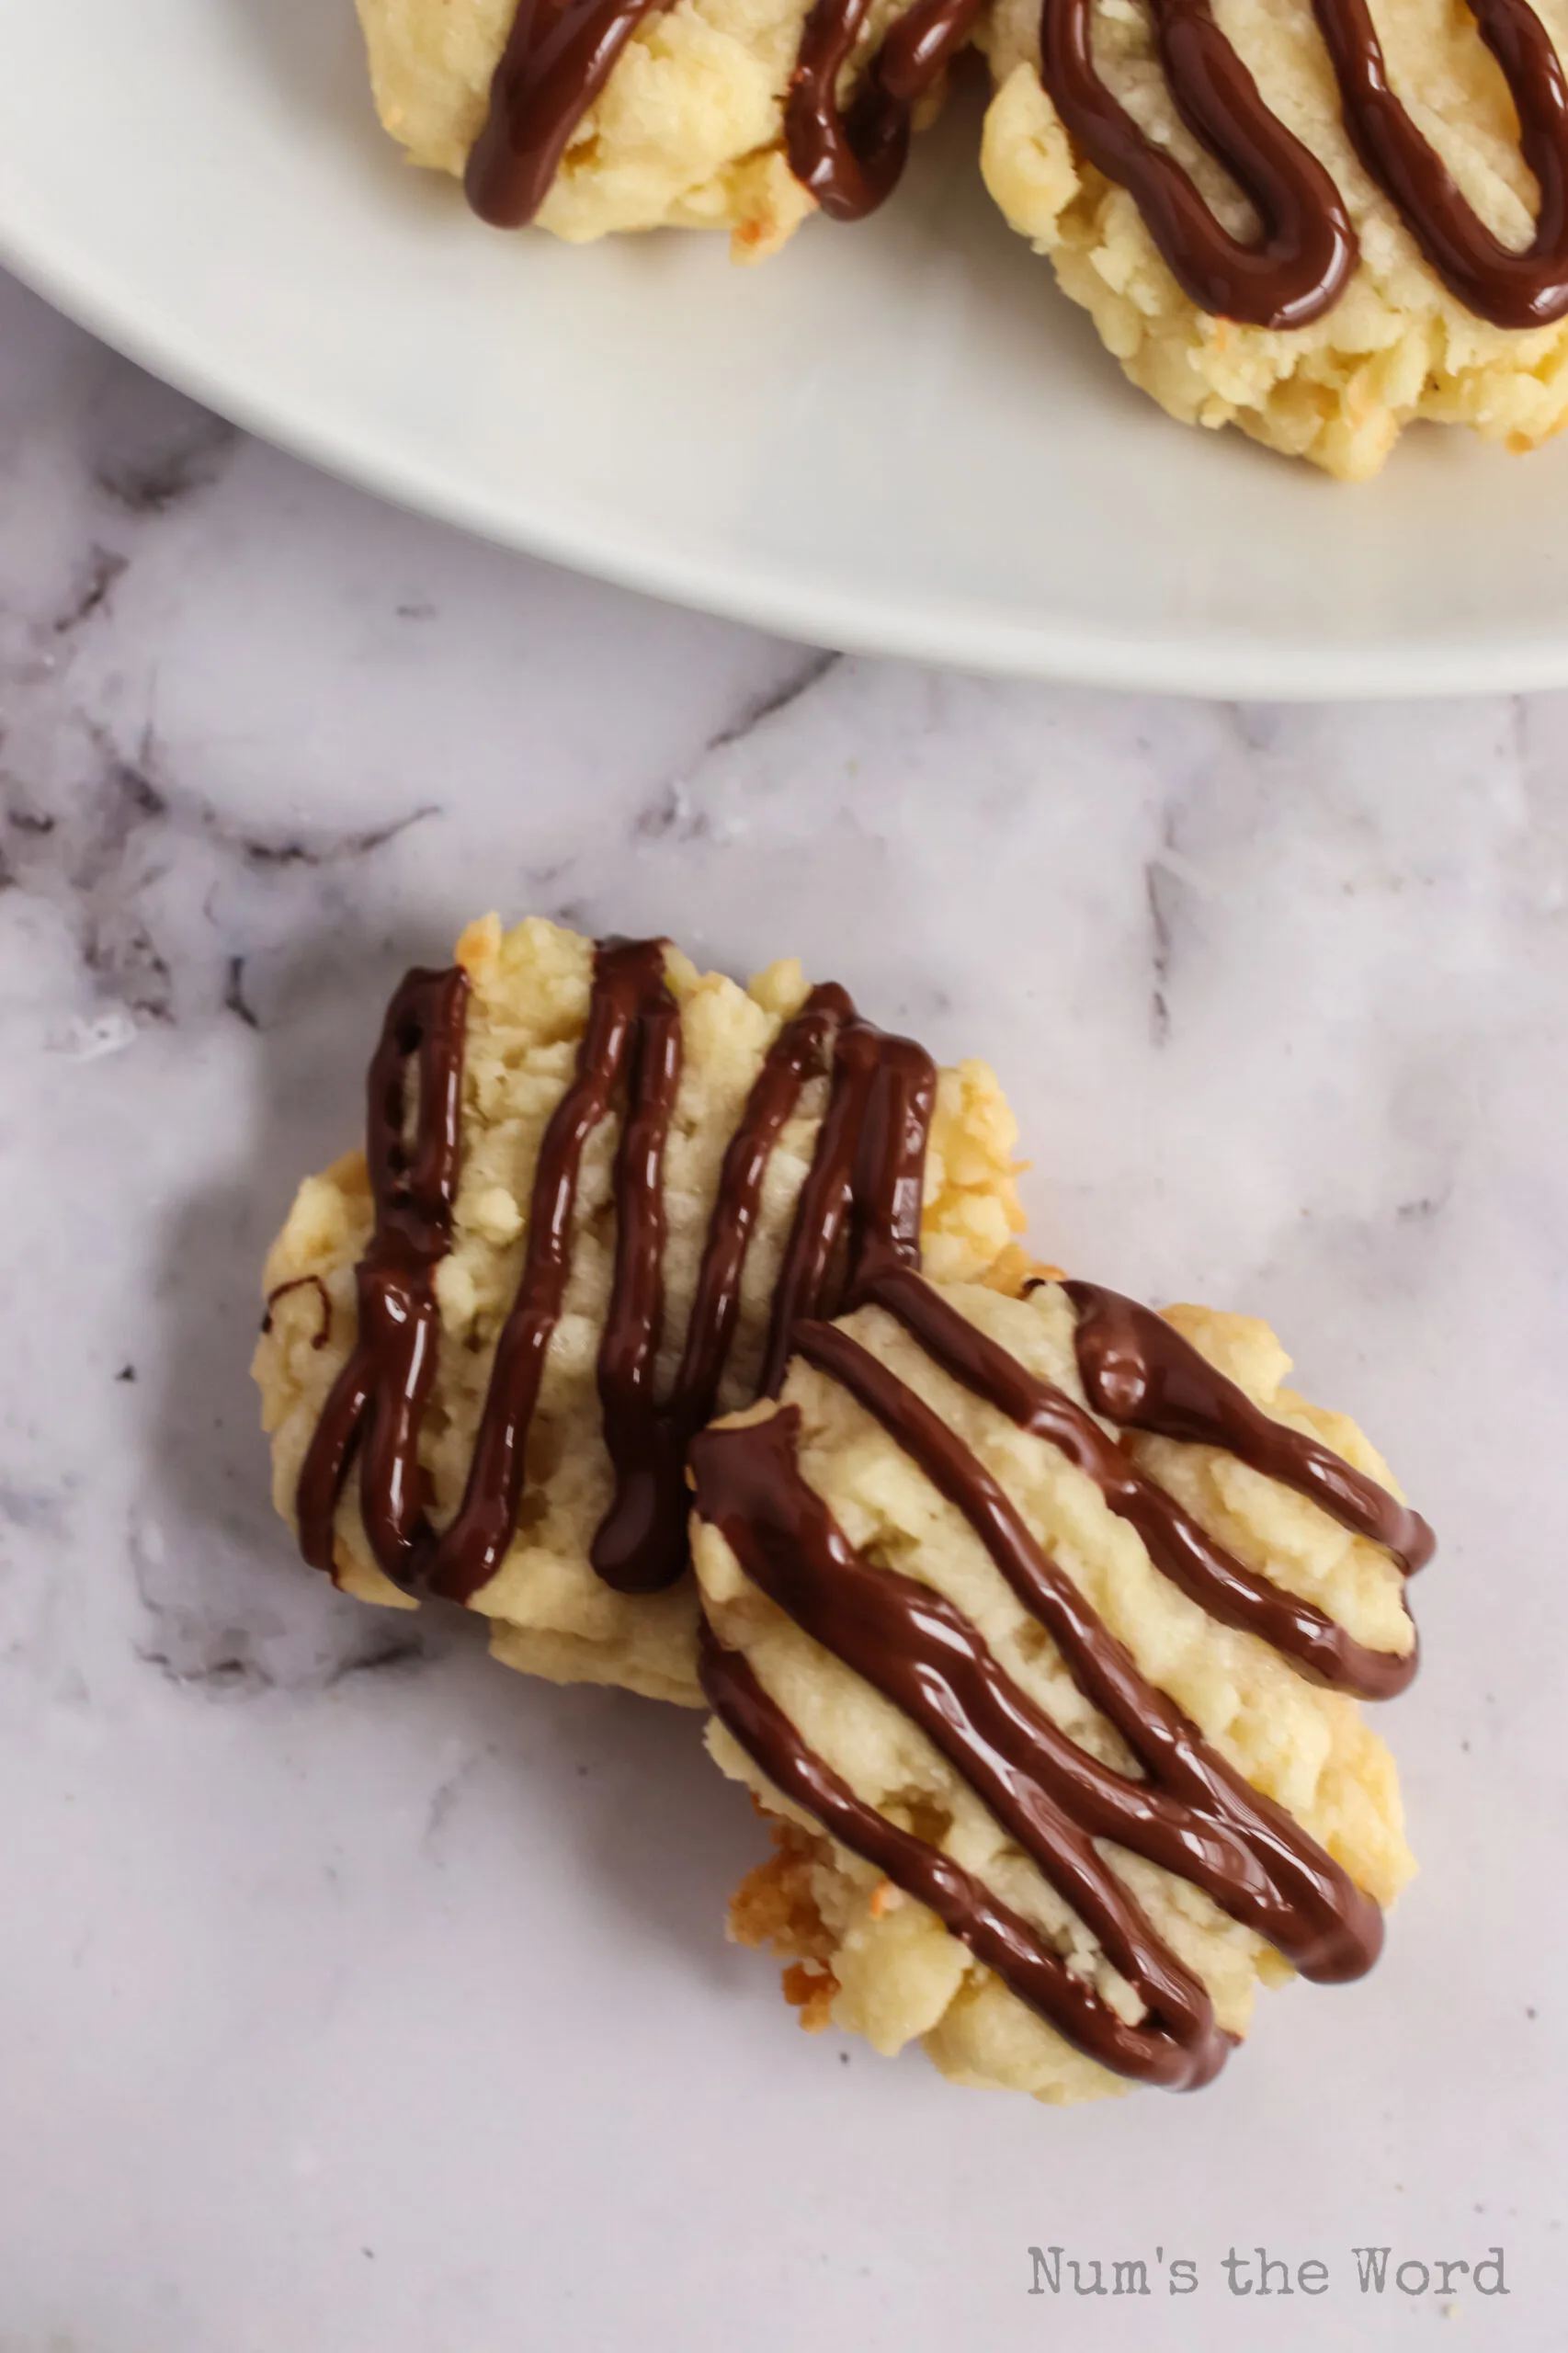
[465,0,982,229]
[788,0,986,222]
[464,0,663,229]
[760,1009,934,1393]
[1040,0,1568,332]
[426,938,678,1603]
[292,935,1433,2092]
[866,1266,1420,1698]
[1312,0,1568,330]
[1064,1279,1435,1574]
[262,1273,334,1350]
[295,942,939,1604]
[700,1619,1233,2087]
[693,1267,1426,2089]
[1040,0,1358,330]
[591,978,892,1593]
[462,0,1568,335]
[580,944,686,1595]
[295,967,471,1585]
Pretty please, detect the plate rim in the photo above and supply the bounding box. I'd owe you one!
[6,199,1566,705]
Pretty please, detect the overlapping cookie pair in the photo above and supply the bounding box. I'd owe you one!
[358,0,1568,478]
[255,915,1431,2107]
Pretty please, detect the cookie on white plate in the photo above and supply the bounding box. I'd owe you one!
[981,0,1568,478]
[357,0,974,259]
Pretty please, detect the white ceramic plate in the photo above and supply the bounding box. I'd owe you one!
[4,0,1568,696]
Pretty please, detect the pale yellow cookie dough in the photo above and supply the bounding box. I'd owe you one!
[980,0,1568,478]
[254,917,1026,1708]
[696,1278,1416,2102]
[356,0,930,259]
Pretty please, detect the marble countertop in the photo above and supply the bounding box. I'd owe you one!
[2,259,1562,2352]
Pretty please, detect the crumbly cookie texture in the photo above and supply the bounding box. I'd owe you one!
[696,1279,1415,2103]
[355,0,927,260]
[980,0,1568,479]
[253,917,1025,1708]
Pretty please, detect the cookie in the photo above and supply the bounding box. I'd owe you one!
[980,0,1568,479]
[692,1269,1431,2100]
[254,917,1025,1706]
[355,0,977,260]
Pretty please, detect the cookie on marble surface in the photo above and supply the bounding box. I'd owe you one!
[980,0,1568,480]
[692,1270,1431,2101]
[356,0,969,261]
[254,916,1025,1707]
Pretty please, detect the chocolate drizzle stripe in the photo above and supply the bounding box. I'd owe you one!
[1040,0,1568,333]
[295,966,472,1586]
[699,1619,1232,2090]
[785,1325,1384,1979]
[464,0,663,230]
[1313,0,1568,331]
[1040,0,1358,329]
[594,983,853,1594]
[642,991,931,1574]
[1064,1279,1435,1574]
[759,1024,879,1397]
[426,938,673,1604]
[587,968,686,1593]
[679,983,852,1427]
[701,1410,1220,2017]
[857,1265,1416,1699]
[788,0,986,222]
[760,1017,936,1396]
[848,1033,937,1281]
[263,1273,334,1351]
